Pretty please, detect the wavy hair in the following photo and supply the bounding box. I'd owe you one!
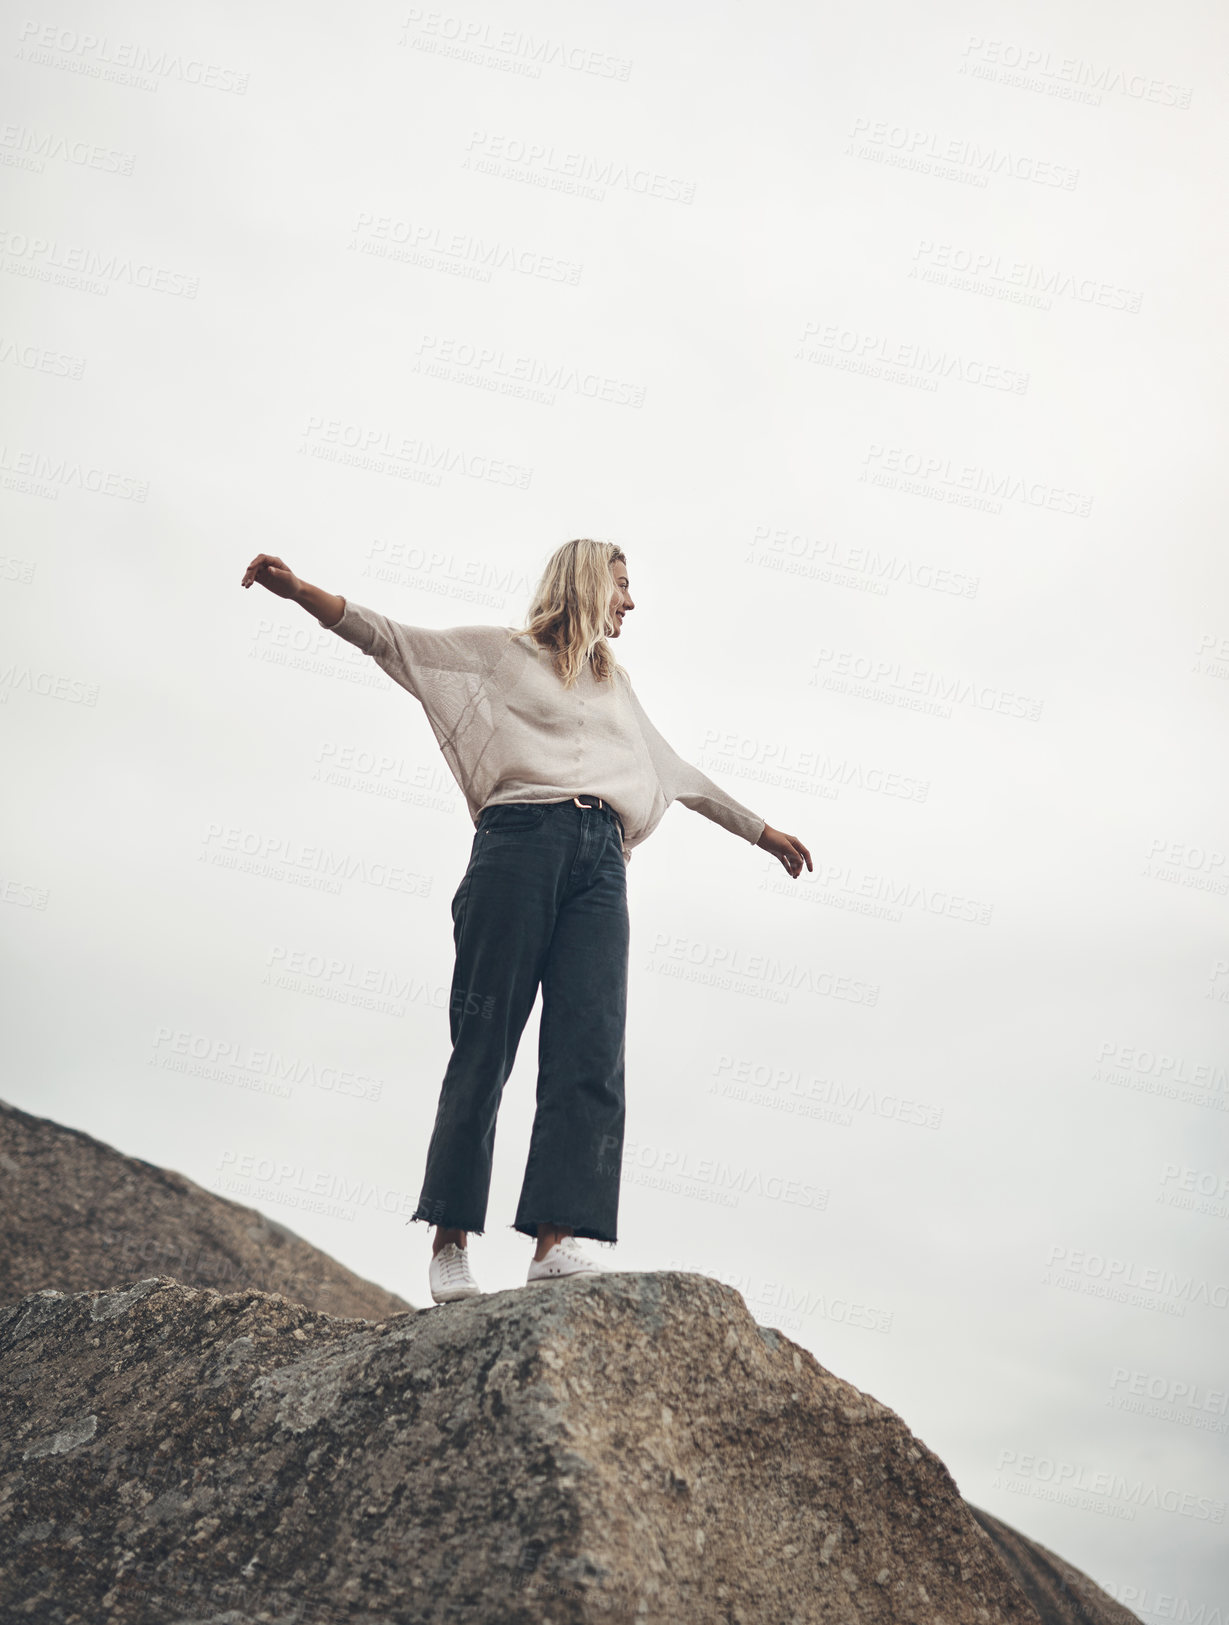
[506,538,627,689]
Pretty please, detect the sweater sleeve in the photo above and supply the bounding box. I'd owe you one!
[324,597,506,701]
[621,673,767,847]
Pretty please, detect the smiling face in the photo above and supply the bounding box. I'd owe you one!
[607,557,634,637]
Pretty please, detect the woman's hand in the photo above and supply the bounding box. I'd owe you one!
[757,824,812,878]
[241,553,302,601]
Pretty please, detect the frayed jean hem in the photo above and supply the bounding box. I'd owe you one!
[406,1210,485,1237]
[509,1221,618,1249]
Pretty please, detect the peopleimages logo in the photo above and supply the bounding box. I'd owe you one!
[616,1139,828,1212]
[810,647,1044,723]
[0,663,99,706]
[348,210,584,286]
[15,20,250,93]
[994,1450,1224,1523]
[0,227,199,297]
[414,333,646,408]
[796,318,1029,394]
[462,130,696,204]
[645,931,879,1006]
[1108,1367,1227,1421]
[1043,1243,1229,1311]
[860,442,1093,517]
[745,525,980,600]
[199,823,432,899]
[214,1151,417,1219]
[910,240,1143,315]
[846,114,1079,190]
[399,11,633,81]
[0,441,149,500]
[1093,1039,1227,1113]
[362,536,531,602]
[299,415,532,490]
[712,1054,943,1129]
[1157,1162,1229,1221]
[958,36,1193,110]
[760,861,994,927]
[695,729,930,803]
[0,122,136,176]
[148,1027,384,1103]
[1159,1163,1229,1202]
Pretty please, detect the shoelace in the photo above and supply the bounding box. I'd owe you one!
[552,1236,596,1266]
[436,1247,474,1284]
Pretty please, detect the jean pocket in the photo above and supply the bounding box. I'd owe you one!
[483,802,548,833]
[451,871,471,927]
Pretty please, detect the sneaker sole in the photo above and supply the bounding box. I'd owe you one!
[525,1270,600,1285]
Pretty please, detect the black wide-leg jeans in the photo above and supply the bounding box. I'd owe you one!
[409,797,630,1246]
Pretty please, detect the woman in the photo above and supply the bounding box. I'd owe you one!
[242,539,811,1304]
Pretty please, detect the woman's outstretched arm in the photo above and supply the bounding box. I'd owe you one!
[242,552,506,723]
[620,670,812,877]
[241,553,344,628]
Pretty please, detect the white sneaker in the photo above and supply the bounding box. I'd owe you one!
[429,1242,482,1304]
[526,1234,605,1284]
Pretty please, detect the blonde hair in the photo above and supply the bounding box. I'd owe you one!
[506,538,627,689]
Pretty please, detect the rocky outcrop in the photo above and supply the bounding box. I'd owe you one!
[0,1270,1141,1625]
[0,1098,411,1320]
[967,1507,1141,1625]
[0,1099,1142,1624]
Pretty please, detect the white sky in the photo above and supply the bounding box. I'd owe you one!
[2,0,1227,1613]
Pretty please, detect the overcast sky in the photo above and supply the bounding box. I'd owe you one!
[2,0,1227,1613]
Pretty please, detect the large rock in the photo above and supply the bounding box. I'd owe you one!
[0,1270,1142,1625]
[0,1098,411,1320]
[966,1507,1141,1625]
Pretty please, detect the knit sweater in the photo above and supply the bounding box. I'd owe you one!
[324,598,767,863]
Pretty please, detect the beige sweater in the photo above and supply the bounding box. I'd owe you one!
[325,598,766,863]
